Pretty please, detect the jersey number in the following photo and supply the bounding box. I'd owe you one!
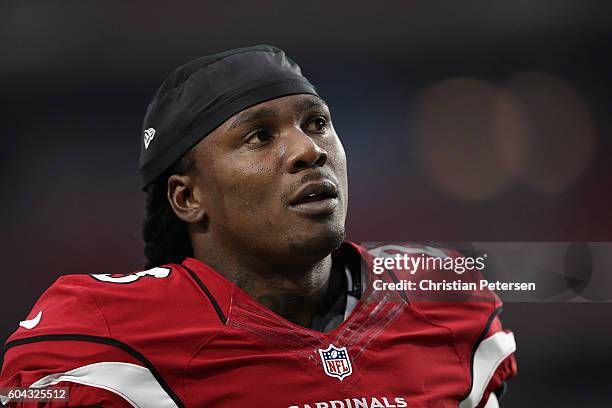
[91,267,171,284]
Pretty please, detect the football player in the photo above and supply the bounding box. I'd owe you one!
[1,45,516,407]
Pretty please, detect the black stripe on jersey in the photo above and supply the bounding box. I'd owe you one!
[384,268,410,303]
[181,265,228,325]
[460,306,504,402]
[3,334,186,408]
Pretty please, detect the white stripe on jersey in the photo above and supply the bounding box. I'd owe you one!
[483,392,500,408]
[26,361,178,408]
[459,331,516,408]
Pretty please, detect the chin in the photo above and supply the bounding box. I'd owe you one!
[287,223,346,259]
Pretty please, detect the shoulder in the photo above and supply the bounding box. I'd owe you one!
[365,242,500,307]
[364,242,506,337]
[3,262,227,346]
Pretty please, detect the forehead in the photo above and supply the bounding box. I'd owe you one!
[244,93,326,114]
[226,94,328,130]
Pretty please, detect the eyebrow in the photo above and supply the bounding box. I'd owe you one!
[228,108,278,131]
[296,97,329,112]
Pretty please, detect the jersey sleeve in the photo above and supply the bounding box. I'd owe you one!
[1,276,179,408]
[428,248,517,408]
[413,249,517,408]
[2,377,134,408]
[461,313,517,408]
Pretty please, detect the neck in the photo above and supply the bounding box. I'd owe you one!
[192,239,336,328]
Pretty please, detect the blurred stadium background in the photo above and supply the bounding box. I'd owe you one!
[1,1,611,406]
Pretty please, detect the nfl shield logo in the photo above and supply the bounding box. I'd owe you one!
[318,344,353,381]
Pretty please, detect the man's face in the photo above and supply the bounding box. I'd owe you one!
[190,94,348,264]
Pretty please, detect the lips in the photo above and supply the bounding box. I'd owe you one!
[289,179,339,215]
[290,180,338,205]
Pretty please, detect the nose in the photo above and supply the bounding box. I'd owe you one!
[284,130,328,173]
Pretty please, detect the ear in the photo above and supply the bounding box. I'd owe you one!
[167,174,206,224]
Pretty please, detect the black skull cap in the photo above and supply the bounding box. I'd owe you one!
[139,44,319,189]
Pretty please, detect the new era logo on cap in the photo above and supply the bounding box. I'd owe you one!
[144,128,156,149]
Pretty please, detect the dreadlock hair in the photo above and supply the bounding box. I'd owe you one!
[142,150,197,269]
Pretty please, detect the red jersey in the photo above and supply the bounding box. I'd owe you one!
[1,242,516,407]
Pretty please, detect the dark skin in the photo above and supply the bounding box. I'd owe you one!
[167,94,348,328]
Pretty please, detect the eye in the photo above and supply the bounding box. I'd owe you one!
[244,129,273,145]
[305,116,329,133]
